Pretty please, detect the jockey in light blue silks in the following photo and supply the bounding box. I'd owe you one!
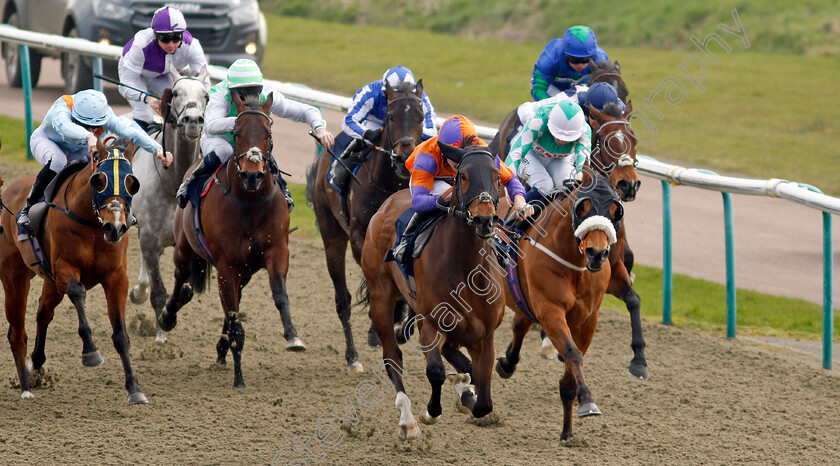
[531,25,609,101]
[118,6,211,133]
[328,66,437,195]
[18,90,172,229]
[175,59,335,211]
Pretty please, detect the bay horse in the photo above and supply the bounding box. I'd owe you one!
[307,81,425,372]
[361,143,504,440]
[129,64,208,342]
[160,92,302,388]
[586,101,648,379]
[0,138,146,403]
[495,172,622,440]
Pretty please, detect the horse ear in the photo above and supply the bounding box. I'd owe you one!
[260,92,273,115]
[198,65,208,83]
[622,100,633,120]
[231,88,245,111]
[89,172,108,192]
[384,82,396,101]
[588,57,597,69]
[125,174,140,196]
[160,87,173,122]
[574,198,590,218]
[415,79,423,97]
[614,60,621,72]
[168,62,181,83]
[611,200,624,224]
[589,104,609,125]
[437,141,464,164]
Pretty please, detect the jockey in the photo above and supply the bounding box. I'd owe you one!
[118,6,211,133]
[392,115,532,263]
[531,25,609,100]
[175,59,335,211]
[329,66,437,195]
[505,100,591,206]
[18,90,172,229]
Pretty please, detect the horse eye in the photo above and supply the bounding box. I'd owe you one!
[172,91,179,98]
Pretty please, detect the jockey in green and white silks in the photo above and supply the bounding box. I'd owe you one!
[506,100,591,200]
[176,59,334,209]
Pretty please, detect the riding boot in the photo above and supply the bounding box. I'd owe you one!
[267,157,295,213]
[17,164,57,230]
[392,210,437,264]
[331,138,366,195]
[176,152,221,208]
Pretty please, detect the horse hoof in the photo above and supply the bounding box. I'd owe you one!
[127,392,149,405]
[158,313,177,332]
[20,391,34,399]
[420,408,440,425]
[82,351,104,367]
[540,337,556,360]
[285,337,307,352]
[629,363,649,380]
[129,287,148,305]
[495,358,514,379]
[578,402,601,417]
[454,394,472,414]
[155,329,168,344]
[234,380,247,389]
[346,361,365,373]
[367,330,382,348]
[397,423,421,440]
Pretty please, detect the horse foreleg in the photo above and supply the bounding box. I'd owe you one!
[608,259,648,380]
[63,277,104,367]
[129,253,150,305]
[160,239,195,332]
[2,259,32,398]
[466,334,495,419]
[103,273,147,404]
[322,231,361,372]
[419,325,445,425]
[442,341,472,377]
[267,251,304,352]
[217,269,246,388]
[140,231,169,342]
[496,310,535,378]
[31,284,63,371]
[215,318,230,365]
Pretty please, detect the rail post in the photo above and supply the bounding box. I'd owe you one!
[20,44,33,159]
[661,180,673,325]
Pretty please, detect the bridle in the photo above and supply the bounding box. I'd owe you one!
[438,150,500,226]
[374,94,422,169]
[213,109,277,205]
[166,76,207,128]
[592,119,638,174]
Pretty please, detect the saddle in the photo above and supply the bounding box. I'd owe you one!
[17,161,88,239]
[384,208,445,297]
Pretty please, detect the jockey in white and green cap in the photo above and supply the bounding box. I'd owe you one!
[175,59,335,210]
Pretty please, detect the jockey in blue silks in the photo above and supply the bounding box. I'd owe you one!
[328,66,437,195]
[530,25,609,101]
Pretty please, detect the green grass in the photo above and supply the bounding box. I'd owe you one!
[259,0,840,56]
[263,15,840,195]
[0,114,36,163]
[603,264,839,342]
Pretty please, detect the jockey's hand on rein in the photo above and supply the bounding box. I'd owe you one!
[363,129,382,145]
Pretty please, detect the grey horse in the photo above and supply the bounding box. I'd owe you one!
[129,64,208,342]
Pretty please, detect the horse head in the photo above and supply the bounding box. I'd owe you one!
[383,80,425,179]
[588,59,628,103]
[588,101,640,201]
[88,138,140,243]
[571,174,623,271]
[231,91,273,193]
[161,64,209,140]
[439,142,501,239]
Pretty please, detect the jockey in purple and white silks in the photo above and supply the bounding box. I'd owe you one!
[328,66,437,195]
[118,6,210,132]
[531,25,609,101]
[18,90,172,230]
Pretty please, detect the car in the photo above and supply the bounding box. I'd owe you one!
[1,0,267,92]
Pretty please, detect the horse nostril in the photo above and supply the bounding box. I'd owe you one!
[197,116,204,125]
[118,225,128,236]
[634,180,641,191]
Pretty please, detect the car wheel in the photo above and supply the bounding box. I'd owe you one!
[2,11,43,88]
[61,24,92,93]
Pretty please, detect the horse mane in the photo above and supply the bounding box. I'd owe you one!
[177,66,200,79]
[241,94,264,111]
[591,60,617,74]
[392,81,416,96]
[601,102,623,119]
[109,136,133,152]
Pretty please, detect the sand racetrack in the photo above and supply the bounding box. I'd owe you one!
[1,159,839,465]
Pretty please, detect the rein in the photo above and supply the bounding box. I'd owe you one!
[214,108,277,206]
[158,76,206,198]
[592,120,638,173]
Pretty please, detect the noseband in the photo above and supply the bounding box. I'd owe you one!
[593,120,638,172]
[378,94,422,168]
[438,151,500,226]
[232,109,273,171]
[167,76,207,128]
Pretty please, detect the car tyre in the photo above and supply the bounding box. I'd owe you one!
[61,24,93,93]
[2,10,42,88]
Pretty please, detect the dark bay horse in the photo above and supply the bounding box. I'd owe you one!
[129,64,208,342]
[307,81,425,373]
[586,102,648,379]
[496,173,622,440]
[160,92,302,388]
[361,143,504,440]
[0,139,145,403]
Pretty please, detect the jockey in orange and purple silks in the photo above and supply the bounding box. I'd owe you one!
[391,115,533,263]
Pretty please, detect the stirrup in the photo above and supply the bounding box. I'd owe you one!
[392,242,409,263]
[176,179,191,209]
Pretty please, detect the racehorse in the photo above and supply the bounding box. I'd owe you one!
[490,59,628,161]
[586,102,648,379]
[0,138,146,403]
[129,64,208,342]
[495,172,622,440]
[360,143,504,440]
[159,92,302,388]
[307,81,425,372]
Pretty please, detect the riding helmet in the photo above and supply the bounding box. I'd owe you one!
[151,6,187,33]
[562,25,598,58]
[547,100,586,142]
[227,59,264,88]
[71,90,109,127]
[580,82,625,113]
[382,66,416,88]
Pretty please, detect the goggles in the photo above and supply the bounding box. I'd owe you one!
[566,55,592,65]
[156,32,183,44]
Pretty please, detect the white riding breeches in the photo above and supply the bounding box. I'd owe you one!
[518,152,574,196]
[30,126,88,172]
[200,136,234,164]
[128,75,174,124]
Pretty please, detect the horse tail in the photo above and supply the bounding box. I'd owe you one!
[494,109,519,159]
[304,148,322,205]
[188,256,213,295]
[355,277,370,311]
